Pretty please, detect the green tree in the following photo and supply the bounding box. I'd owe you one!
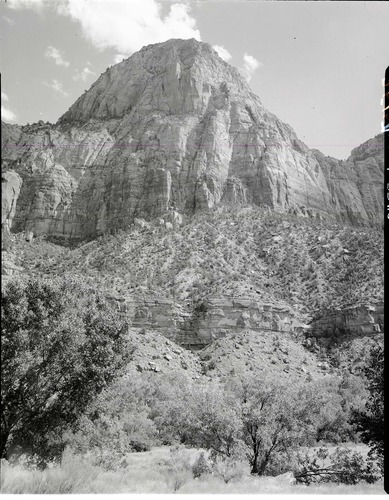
[352,344,384,473]
[1,276,131,465]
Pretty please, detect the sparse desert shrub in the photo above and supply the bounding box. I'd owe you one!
[192,451,211,478]
[0,448,99,494]
[159,446,194,492]
[209,454,249,483]
[206,360,216,372]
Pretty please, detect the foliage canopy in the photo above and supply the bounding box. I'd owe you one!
[1,276,131,465]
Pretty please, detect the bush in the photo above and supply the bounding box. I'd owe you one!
[159,446,194,492]
[192,452,211,478]
[209,455,249,484]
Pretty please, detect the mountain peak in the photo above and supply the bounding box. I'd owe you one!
[58,38,247,125]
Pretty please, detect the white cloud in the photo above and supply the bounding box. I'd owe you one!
[212,45,232,62]
[45,45,70,67]
[44,79,69,97]
[73,66,96,82]
[1,92,17,122]
[6,0,48,10]
[63,0,201,55]
[113,54,128,65]
[240,53,262,81]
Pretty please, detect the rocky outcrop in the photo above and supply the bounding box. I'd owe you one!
[107,294,309,349]
[1,39,384,241]
[107,292,384,350]
[311,302,384,339]
[2,170,22,233]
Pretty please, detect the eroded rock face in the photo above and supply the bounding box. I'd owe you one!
[113,295,307,349]
[1,39,384,241]
[2,170,22,233]
[311,302,384,339]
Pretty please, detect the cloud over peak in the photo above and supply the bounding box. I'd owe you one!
[241,53,262,81]
[44,79,69,97]
[73,66,96,82]
[1,91,18,122]
[45,46,70,67]
[63,0,201,55]
[212,45,232,62]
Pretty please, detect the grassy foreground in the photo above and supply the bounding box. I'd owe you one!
[0,446,384,494]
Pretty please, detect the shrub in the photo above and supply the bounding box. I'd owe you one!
[192,452,211,478]
[209,454,249,483]
[159,446,194,492]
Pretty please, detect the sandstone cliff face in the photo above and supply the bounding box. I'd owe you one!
[2,170,22,231]
[108,294,308,349]
[311,302,384,339]
[1,39,384,240]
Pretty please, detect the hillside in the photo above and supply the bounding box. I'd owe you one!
[11,205,383,321]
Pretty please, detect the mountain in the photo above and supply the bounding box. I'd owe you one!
[1,38,384,242]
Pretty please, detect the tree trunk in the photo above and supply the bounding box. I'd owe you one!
[250,450,260,474]
[258,453,271,475]
[0,428,10,459]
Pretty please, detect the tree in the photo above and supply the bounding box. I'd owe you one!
[1,276,131,465]
[352,344,384,473]
[67,371,159,469]
[230,374,345,475]
[154,377,243,458]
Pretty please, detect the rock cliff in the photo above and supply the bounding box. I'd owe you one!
[113,295,308,349]
[2,170,22,234]
[1,38,384,241]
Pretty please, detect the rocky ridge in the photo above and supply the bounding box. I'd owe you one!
[1,39,384,241]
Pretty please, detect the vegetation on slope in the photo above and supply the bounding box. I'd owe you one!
[11,205,383,324]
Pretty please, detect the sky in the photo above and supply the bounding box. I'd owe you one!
[0,0,388,159]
